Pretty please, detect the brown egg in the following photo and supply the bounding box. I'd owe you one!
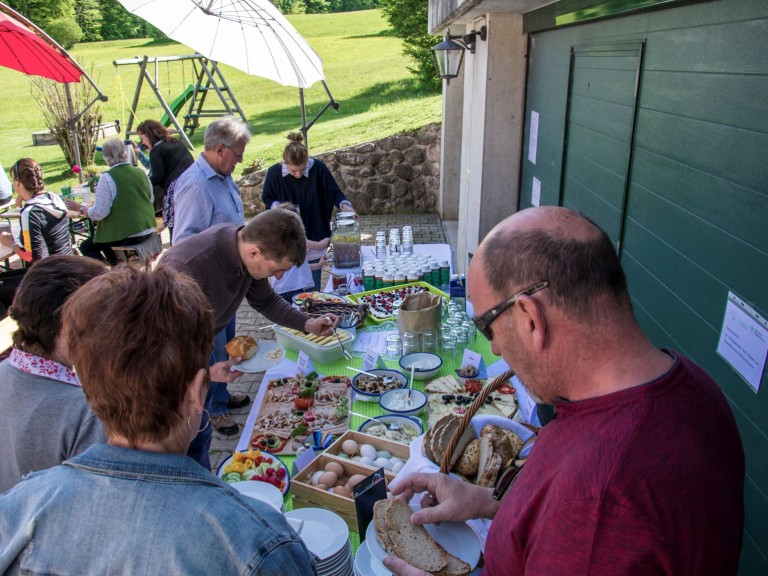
[315,483,328,491]
[335,477,346,487]
[341,439,358,456]
[347,474,367,490]
[324,461,345,477]
[317,471,338,487]
[332,485,351,498]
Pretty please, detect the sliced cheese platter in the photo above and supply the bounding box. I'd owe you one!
[424,374,517,428]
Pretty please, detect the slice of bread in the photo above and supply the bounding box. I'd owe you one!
[379,499,448,573]
[437,553,472,576]
[452,438,481,477]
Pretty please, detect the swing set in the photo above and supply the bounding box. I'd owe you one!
[112,53,340,153]
[112,53,248,150]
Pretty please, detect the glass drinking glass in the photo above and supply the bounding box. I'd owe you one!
[422,329,437,353]
[385,334,402,361]
[441,339,457,363]
[402,330,420,355]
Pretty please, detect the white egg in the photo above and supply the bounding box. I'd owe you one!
[359,444,377,460]
[374,457,393,470]
[358,456,375,466]
[376,450,391,460]
[311,470,325,486]
[351,455,362,462]
[336,452,351,460]
[391,461,404,473]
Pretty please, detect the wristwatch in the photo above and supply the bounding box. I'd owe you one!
[80,206,88,216]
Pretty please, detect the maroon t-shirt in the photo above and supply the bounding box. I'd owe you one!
[484,352,744,576]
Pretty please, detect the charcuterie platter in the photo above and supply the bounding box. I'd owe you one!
[248,372,352,455]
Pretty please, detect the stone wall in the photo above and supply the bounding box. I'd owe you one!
[237,123,441,216]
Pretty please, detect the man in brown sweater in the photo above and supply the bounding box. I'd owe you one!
[159,209,337,469]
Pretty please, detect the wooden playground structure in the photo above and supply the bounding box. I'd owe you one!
[113,53,339,152]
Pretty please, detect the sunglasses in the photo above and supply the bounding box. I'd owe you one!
[472,280,549,341]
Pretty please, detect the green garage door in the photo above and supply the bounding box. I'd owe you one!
[559,43,643,249]
[520,1,768,573]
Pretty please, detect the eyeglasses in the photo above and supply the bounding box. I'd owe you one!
[472,280,549,341]
[224,145,244,161]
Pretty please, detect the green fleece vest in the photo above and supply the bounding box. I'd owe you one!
[94,164,156,243]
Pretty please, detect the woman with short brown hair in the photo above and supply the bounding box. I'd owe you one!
[0,266,317,574]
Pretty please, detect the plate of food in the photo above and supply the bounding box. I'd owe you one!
[230,337,285,373]
[367,499,479,574]
[292,291,347,306]
[217,449,290,496]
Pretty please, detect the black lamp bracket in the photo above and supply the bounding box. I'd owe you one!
[457,25,487,54]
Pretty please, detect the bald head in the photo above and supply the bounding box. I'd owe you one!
[474,207,629,323]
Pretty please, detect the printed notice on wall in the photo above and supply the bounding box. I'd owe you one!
[528,111,539,165]
[716,291,768,393]
[532,177,541,207]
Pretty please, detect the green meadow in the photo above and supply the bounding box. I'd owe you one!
[0,9,441,189]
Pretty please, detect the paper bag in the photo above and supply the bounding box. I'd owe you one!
[397,291,441,338]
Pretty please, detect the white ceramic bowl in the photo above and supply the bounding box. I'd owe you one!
[399,352,442,380]
[358,414,423,440]
[378,388,428,417]
[350,369,407,402]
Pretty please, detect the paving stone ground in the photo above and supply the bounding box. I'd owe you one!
[205,213,448,473]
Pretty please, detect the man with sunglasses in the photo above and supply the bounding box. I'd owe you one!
[386,206,744,576]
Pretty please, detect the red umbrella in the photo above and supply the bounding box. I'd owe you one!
[0,7,84,83]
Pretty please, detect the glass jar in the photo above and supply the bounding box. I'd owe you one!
[330,218,361,269]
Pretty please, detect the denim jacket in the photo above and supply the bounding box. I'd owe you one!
[0,444,318,575]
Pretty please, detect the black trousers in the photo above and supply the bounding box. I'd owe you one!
[79,232,154,265]
[0,267,27,316]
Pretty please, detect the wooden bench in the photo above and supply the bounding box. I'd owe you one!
[112,232,163,266]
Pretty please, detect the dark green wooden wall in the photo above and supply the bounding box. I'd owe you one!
[519,0,768,573]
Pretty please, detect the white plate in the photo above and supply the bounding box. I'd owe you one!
[366,505,480,571]
[285,508,349,561]
[216,452,290,496]
[355,543,392,576]
[228,480,284,511]
[232,340,285,373]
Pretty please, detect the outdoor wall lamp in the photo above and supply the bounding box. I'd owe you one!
[431,25,487,82]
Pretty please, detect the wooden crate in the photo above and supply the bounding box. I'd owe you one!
[291,431,409,532]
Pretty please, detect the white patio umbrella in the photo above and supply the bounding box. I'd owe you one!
[116,0,325,89]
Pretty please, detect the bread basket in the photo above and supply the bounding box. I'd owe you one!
[438,369,538,474]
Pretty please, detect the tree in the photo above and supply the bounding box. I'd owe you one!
[6,0,74,28]
[98,0,144,40]
[74,0,102,41]
[379,0,441,91]
[46,16,82,49]
[30,65,103,169]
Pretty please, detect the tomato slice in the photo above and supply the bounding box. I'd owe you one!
[464,379,483,394]
[497,383,516,395]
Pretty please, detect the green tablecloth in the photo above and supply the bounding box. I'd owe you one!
[277,322,500,551]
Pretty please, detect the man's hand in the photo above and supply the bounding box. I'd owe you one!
[383,556,432,576]
[209,359,244,383]
[0,231,12,248]
[390,472,500,526]
[304,314,339,336]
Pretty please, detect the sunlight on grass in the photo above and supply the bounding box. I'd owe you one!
[0,10,441,188]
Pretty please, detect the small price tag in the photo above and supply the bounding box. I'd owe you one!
[461,349,482,369]
[296,350,314,375]
[362,348,379,372]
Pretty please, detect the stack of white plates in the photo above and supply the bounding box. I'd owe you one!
[285,508,353,576]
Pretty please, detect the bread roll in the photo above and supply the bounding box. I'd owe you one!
[226,335,258,359]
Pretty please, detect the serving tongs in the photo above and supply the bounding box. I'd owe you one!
[346,367,397,386]
[331,325,353,360]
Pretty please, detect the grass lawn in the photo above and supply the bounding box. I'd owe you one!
[0,9,441,190]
